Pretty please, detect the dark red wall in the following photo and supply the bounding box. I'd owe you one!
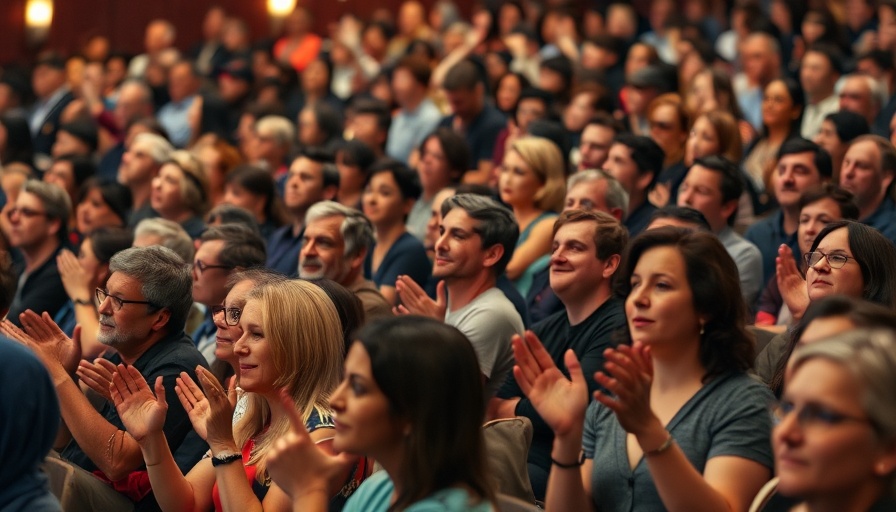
[0,0,469,66]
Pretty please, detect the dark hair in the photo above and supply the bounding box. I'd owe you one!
[301,145,336,165]
[305,277,365,356]
[354,316,494,510]
[584,112,623,134]
[337,139,376,173]
[691,156,744,224]
[586,34,626,57]
[857,49,896,73]
[394,55,432,87]
[614,228,754,381]
[443,59,485,90]
[809,220,896,308]
[224,164,288,227]
[419,127,470,183]
[553,209,628,260]
[823,110,870,143]
[613,134,665,190]
[649,206,712,231]
[0,252,17,315]
[365,159,422,200]
[199,223,267,269]
[54,155,97,191]
[0,115,34,167]
[769,296,896,397]
[798,184,859,221]
[538,55,573,101]
[78,177,132,226]
[763,77,804,138]
[206,204,263,235]
[441,194,519,276]
[308,101,345,148]
[350,97,392,139]
[87,227,134,264]
[570,82,615,116]
[804,42,845,75]
[776,138,833,179]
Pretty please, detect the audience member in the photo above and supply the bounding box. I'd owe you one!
[838,135,896,242]
[605,134,664,237]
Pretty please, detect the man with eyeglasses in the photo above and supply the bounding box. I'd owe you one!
[6,180,71,326]
[28,245,208,510]
[191,224,266,363]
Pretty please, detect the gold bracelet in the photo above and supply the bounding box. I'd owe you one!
[644,433,675,457]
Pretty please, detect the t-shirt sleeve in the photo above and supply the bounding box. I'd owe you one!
[377,236,431,290]
[706,381,775,469]
[581,400,602,460]
[453,307,514,377]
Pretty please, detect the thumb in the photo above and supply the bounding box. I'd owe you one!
[435,280,447,307]
[564,349,586,389]
[155,376,168,408]
[278,388,308,436]
[73,324,82,345]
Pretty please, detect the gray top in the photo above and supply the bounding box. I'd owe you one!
[718,227,764,307]
[583,372,775,512]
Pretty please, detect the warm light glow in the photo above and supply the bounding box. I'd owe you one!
[267,0,296,18]
[25,0,53,29]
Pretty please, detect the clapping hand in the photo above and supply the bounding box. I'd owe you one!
[110,364,168,443]
[175,367,237,450]
[1,312,82,382]
[394,276,445,319]
[593,343,657,436]
[777,244,809,321]
[77,358,118,402]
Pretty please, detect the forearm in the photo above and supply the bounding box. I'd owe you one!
[74,306,104,359]
[545,430,592,512]
[56,376,143,480]
[139,431,200,512]
[214,461,270,512]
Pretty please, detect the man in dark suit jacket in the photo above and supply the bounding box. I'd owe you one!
[28,53,74,170]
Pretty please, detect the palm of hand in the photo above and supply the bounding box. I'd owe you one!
[115,386,167,442]
[528,367,587,436]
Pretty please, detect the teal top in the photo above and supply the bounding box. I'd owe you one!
[511,211,558,297]
[342,471,495,512]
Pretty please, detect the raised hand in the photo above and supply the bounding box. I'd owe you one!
[593,343,657,436]
[176,367,236,450]
[111,364,168,443]
[267,389,356,500]
[20,311,82,372]
[394,276,445,319]
[57,249,92,304]
[512,331,589,437]
[77,357,118,402]
[777,244,809,321]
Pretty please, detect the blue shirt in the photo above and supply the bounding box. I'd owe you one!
[624,201,658,238]
[157,95,196,148]
[438,104,506,169]
[266,224,304,277]
[744,209,800,286]
[343,471,495,512]
[862,196,896,245]
[387,99,443,164]
[364,232,431,292]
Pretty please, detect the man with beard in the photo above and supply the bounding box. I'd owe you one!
[8,246,206,510]
[298,200,392,320]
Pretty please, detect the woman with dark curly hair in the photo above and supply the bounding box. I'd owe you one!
[514,227,775,511]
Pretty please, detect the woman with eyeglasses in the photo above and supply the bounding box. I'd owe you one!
[751,328,896,512]
[110,279,364,512]
[150,150,210,239]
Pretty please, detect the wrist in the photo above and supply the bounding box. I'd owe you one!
[209,443,240,457]
[635,421,671,453]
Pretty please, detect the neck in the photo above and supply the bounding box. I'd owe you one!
[131,183,152,209]
[290,210,307,235]
[162,209,193,224]
[808,88,834,105]
[628,192,646,215]
[458,104,482,125]
[766,126,790,145]
[446,272,496,312]
[22,239,60,273]
[374,222,406,246]
[802,483,889,512]
[117,331,168,366]
[781,206,799,234]
[342,268,364,289]
[649,336,705,392]
[512,205,543,229]
[860,196,885,221]
[401,92,425,112]
[338,191,362,208]
[563,286,611,325]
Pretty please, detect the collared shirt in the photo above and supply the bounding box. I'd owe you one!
[29,87,69,136]
[386,98,442,164]
[800,94,839,139]
[745,209,801,286]
[157,95,197,148]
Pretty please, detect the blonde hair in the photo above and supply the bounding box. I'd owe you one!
[166,150,210,216]
[232,279,344,481]
[509,136,566,212]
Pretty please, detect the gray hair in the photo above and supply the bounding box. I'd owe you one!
[109,245,193,334]
[134,218,195,262]
[132,132,174,165]
[118,79,153,107]
[256,115,295,149]
[441,194,519,276]
[305,200,374,258]
[838,74,888,110]
[568,169,630,218]
[22,180,72,242]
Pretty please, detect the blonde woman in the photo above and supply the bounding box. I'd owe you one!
[111,280,363,512]
[499,136,566,296]
[150,149,210,238]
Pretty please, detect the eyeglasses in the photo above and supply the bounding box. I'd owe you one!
[773,400,873,430]
[7,206,48,219]
[804,251,856,269]
[194,260,234,274]
[211,305,242,326]
[96,288,159,311]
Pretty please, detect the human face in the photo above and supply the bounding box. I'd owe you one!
[96,272,159,348]
[685,116,720,166]
[150,163,188,218]
[774,359,891,502]
[445,87,478,119]
[741,36,774,84]
[813,121,844,168]
[604,143,646,195]
[285,157,325,212]
[550,221,607,301]
[336,151,366,197]
[192,239,231,306]
[425,188,455,252]
[495,75,522,113]
[213,279,254,365]
[348,113,383,150]
[362,171,410,228]
[233,299,276,394]
[51,131,89,159]
[677,165,730,231]
[762,80,798,129]
[43,160,76,200]
[625,246,702,346]
[6,191,55,251]
[417,137,453,195]
[774,152,824,209]
[167,63,197,103]
[222,183,264,219]
[800,51,835,98]
[564,179,611,214]
[648,104,687,158]
[300,215,350,282]
[118,139,159,186]
[516,97,547,134]
[798,198,842,255]
[76,188,123,235]
[806,227,865,302]
[840,140,891,210]
[838,78,874,121]
[433,208,489,280]
[686,71,719,115]
[298,108,323,147]
[562,92,596,133]
[578,124,615,171]
[499,149,543,208]
[330,343,406,456]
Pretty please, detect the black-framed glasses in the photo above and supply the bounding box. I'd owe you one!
[96,288,158,311]
[7,206,48,219]
[194,260,233,274]
[773,400,873,430]
[804,251,856,269]
[211,305,242,326]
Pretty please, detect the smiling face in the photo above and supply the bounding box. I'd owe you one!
[433,208,490,281]
[685,115,720,166]
[213,279,254,365]
[549,221,609,302]
[499,149,543,208]
[233,299,276,394]
[806,227,865,302]
[299,215,350,282]
[330,343,407,457]
[625,246,702,346]
[774,358,890,502]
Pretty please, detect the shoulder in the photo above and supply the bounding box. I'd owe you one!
[744,215,777,239]
[344,471,393,512]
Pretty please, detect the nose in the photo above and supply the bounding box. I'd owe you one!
[233,331,250,355]
[679,188,692,206]
[434,231,449,253]
[303,239,317,257]
[329,379,347,413]
[773,408,804,446]
[97,294,113,315]
[550,246,567,266]
[628,284,649,307]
